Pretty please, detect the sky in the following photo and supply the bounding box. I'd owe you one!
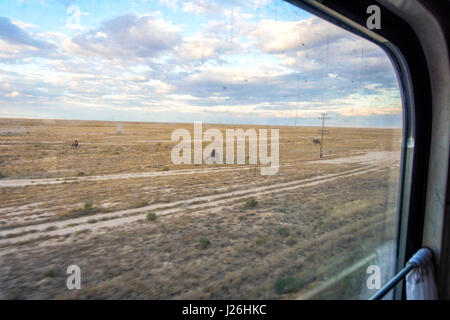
[0,0,402,128]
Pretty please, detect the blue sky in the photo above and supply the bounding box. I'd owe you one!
[0,0,402,127]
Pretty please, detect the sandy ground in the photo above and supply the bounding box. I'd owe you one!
[0,166,257,188]
[0,119,402,299]
[0,150,392,188]
[1,162,381,251]
[309,150,398,165]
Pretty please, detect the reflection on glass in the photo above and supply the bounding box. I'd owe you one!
[0,0,402,300]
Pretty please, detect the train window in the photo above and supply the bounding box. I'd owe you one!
[0,0,403,299]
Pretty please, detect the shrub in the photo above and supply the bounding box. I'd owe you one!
[277,207,287,213]
[44,270,55,278]
[278,227,289,237]
[62,202,98,220]
[244,199,258,209]
[274,277,305,294]
[162,167,169,171]
[146,212,156,222]
[199,237,211,249]
[84,202,93,213]
[77,171,85,176]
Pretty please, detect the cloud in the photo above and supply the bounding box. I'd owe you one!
[251,16,395,84]
[0,17,57,61]
[0,17,53,49]
[182,0,227,15]
[69,14,181,58]
[250,17,345,54]
[0,1,402,127]
[180,0,272,16]
[175,35,238,63]
[5,91,20,98]
[176,37,223,61]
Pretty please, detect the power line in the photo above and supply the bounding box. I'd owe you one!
[318,113,330,158]
[294,73,300,126]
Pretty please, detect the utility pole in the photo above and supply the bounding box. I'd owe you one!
[318,113,330,158]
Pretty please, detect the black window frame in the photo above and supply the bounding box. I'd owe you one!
[286,0,433,299]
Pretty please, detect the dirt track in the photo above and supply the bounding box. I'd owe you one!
[0,151,398,254]
[1,164,380,251]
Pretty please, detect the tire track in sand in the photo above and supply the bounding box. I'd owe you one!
[0,164,381,250]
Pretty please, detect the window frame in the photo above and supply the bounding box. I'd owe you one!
[286,0,433,299]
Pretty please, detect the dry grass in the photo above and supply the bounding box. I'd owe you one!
[0,118,402,299]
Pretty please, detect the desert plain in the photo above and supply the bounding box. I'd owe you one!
[0,118,402,299]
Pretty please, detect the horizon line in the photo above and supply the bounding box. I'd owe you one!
[0,116,403,130]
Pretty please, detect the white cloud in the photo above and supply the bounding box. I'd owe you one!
[5,91,20,97]
[250,16,391,81]
[69,14,181,58]
[0,1,402,127]
[0,17,58,62]
[182,0,227,15]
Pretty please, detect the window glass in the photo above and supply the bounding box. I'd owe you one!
[0,0,402,299]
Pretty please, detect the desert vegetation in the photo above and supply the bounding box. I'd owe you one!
[0,118,402,299]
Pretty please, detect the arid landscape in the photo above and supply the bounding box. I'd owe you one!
[0,118,402,299]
